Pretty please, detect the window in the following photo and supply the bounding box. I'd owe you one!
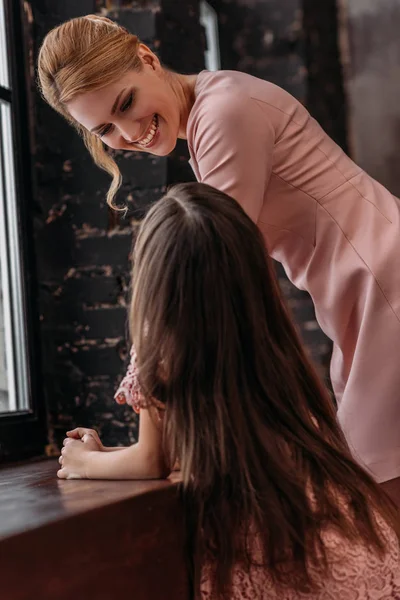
[200,1,221,72]
[0,0,45,459]
[0,0,29,413]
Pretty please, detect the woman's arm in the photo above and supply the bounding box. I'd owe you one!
[191,88,275,223]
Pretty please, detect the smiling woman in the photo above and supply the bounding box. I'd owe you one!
[65,61,192,155]
[38,15,196,207]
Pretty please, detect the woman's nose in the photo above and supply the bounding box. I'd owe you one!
[119,121,140,144]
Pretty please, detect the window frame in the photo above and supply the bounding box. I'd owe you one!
[200,1,221,72]
[0,0,46,461]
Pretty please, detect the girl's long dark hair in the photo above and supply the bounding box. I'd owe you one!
[130,182,399,598]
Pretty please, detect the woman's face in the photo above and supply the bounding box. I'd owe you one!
[67,46,186,156]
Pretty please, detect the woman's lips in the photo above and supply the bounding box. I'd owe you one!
[136,114,158,148]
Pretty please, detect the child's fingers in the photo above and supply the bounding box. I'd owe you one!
[67,427,94,439]
[63,437,74,447]
[57,468,67,479]
[82,433,100,449]
[66,428,82,438]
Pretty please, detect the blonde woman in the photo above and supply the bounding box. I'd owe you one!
[38,15,400,497]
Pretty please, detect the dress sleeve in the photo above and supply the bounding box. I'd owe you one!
[114,345,142,414]
[191,93,275,223]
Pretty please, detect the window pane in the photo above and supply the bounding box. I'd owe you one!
[0,0,10,89]
[0,100,29,412]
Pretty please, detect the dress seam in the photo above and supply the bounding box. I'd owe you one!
[317,202,400,324]
[264,173,399,322]
[250,96,306,129]
[315,148,392,223]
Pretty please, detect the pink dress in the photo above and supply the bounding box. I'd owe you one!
[115,353,400,597]
[184,69,400,485]
[115,346,141,414]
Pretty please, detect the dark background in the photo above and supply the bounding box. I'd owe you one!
[17,0,398,451]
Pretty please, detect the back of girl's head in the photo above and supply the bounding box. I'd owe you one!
[131,179,286,393]
[37,15,142,205]
[131,181,344,489]
[131,182,399,599]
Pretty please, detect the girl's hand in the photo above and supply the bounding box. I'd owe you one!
[58,433,99,479]
[65,427,104,451]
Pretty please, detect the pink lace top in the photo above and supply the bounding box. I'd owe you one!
[201,511,400,598]
[115,347,400,597]
[114,345,142,413]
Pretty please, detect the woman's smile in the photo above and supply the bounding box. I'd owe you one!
[134,114,159,148]
[66,66,191,157]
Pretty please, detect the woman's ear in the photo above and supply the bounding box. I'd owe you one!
[137,43,162,72]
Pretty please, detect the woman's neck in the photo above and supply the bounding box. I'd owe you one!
[168,71,198,139]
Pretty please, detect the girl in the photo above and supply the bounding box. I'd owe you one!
[59,182,400,599]
[38,16,400,489]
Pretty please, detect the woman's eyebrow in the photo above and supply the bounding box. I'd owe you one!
[90,88,126,133]
[111,88,126,115]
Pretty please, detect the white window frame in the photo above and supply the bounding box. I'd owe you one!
[0,0,29,413]
[200,1,221,72]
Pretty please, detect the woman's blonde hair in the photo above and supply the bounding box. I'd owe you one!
[37,15,142,208]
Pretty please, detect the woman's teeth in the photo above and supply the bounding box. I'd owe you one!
[137,115,158,147]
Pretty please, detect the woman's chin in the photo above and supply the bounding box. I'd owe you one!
[149,137,177,157]
[122,132,177,156]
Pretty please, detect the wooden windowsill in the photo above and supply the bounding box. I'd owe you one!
[0,459,190,600]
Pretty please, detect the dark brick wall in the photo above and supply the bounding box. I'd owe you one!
[156,0,205,187]
[28,0,346,451]
[342,0,400,195]
[208,0,305,99]
[303,0,348,152]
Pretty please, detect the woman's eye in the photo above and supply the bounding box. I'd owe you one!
[100,124,113,138]
[120,93,133,113]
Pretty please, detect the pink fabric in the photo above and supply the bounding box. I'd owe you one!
[186,70,400,484]
[115,346,142,413]
[200,510,400,599]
